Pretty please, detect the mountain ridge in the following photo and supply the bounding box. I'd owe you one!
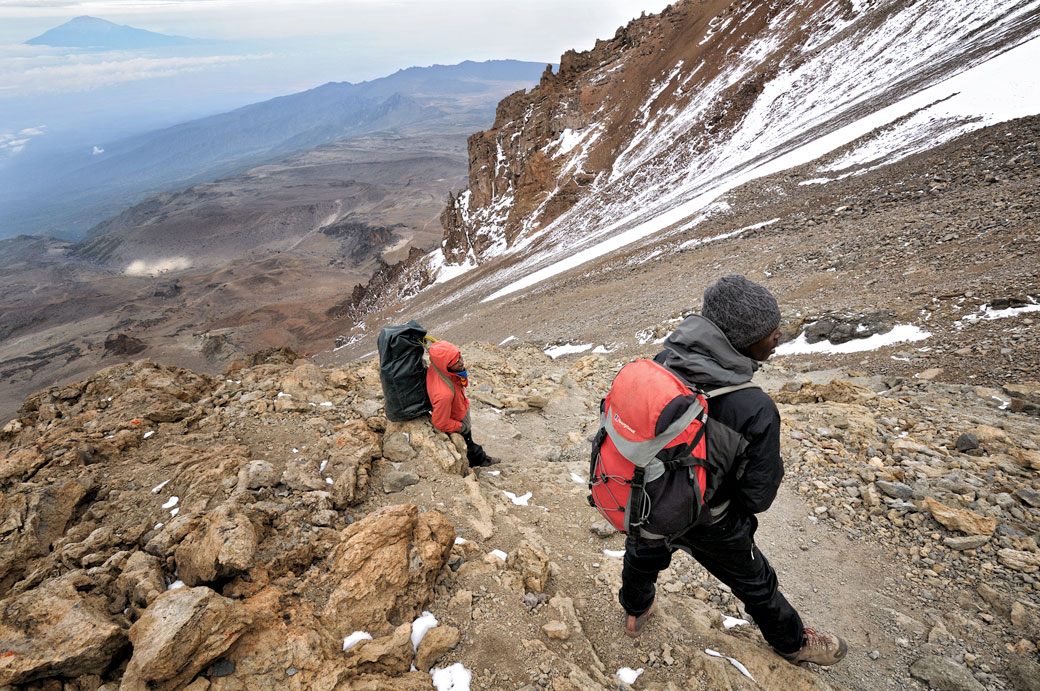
[0,59,551,240]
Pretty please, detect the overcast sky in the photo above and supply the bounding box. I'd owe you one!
[0,0,673,67]
[0,0,673,154]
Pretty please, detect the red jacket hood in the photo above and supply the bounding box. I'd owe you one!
[429,340,461,372]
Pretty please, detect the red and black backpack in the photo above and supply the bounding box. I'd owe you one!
[588,359,755,541]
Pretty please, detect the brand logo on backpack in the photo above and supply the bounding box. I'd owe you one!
[612,412,636,435]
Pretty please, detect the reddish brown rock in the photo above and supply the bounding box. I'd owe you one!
[414,626,459,672]
[0,575,126,685]
[318,505,454,638]
[925,497,997,536]
[174,506,258,587]
[121,586,252,691]
[344,623,414,676]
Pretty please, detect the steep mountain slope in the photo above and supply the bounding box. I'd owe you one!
[344,0,1038,314]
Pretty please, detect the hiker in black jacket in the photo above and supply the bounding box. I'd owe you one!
[619,274,847,666]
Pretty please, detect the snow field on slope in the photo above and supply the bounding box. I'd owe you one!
[440,1,1040,303]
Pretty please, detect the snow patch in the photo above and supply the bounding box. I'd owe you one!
[617,667,644,684]
[956,300,1040,327]
[544,343,592,359]
[411,611,438,651]
[503,491,532,506]
[343,631,372,651]
[776,324,931,355]
[431,663,471,691]
[705,649,755,681]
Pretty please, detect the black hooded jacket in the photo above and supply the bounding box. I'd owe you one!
[654,315,783,519]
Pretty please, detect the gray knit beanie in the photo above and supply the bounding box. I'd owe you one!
[701,274,781,350]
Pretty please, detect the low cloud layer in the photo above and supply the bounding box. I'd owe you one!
[0,124,46,155]
[0,46,269,95]
[125,257,193,276]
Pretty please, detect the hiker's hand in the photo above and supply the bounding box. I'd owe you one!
[458,418,471,435]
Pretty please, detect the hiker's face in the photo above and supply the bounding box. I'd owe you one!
[745,328,782,362]
[448,355,465,372]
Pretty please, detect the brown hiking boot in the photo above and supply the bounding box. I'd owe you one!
[623,599,655,639]
[778,627,848,666]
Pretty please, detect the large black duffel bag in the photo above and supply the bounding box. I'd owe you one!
[377,320,432,422]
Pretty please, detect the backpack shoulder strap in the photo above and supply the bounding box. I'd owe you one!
[425,337,455,395]
[703,382,759,398]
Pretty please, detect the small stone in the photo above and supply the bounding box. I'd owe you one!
[917,368,944,381]
[415,626,460,672]
[590,519,616,538]
[381,431,416,462]
[541,621,570,640]
[869,650,880,660]
[955,434,980,452]
[998,549,1040,573]
[382,470,420,494]
[909,655,984,691]
[1011,601,1040,633]
[876,481,913,500]
[1015,488,1040,508]
[944,535,990,551]
[925,497,997,536]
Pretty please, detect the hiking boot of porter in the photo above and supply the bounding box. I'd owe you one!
[778,627,848,666]
[623,599,655,639]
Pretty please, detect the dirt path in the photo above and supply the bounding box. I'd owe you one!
[455,357,934,690]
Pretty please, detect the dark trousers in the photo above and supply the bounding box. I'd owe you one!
[460,430,489,465]
[618,511,804,654]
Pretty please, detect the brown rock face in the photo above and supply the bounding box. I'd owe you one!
[174,506,259,587]
[344,623,414,676]
[319,505,455,638]
[0,478,94,596]
[925,496,998,536]
[414,626,460,672]
[0,575,126,685]
[121,586,252,691]
[438,0,737,261]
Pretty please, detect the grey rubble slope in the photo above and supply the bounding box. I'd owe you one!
[1,343,1038,690]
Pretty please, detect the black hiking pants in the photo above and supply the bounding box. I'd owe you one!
[458,412,491,466]
[618,511,804,654]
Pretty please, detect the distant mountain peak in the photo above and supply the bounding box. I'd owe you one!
[25,15,194,49]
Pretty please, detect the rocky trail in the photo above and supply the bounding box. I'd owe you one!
[1,338,1038,691]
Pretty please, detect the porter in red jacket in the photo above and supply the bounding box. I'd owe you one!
[426,341,495,466]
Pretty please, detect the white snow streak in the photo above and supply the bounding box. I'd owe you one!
[776,324,931,355]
